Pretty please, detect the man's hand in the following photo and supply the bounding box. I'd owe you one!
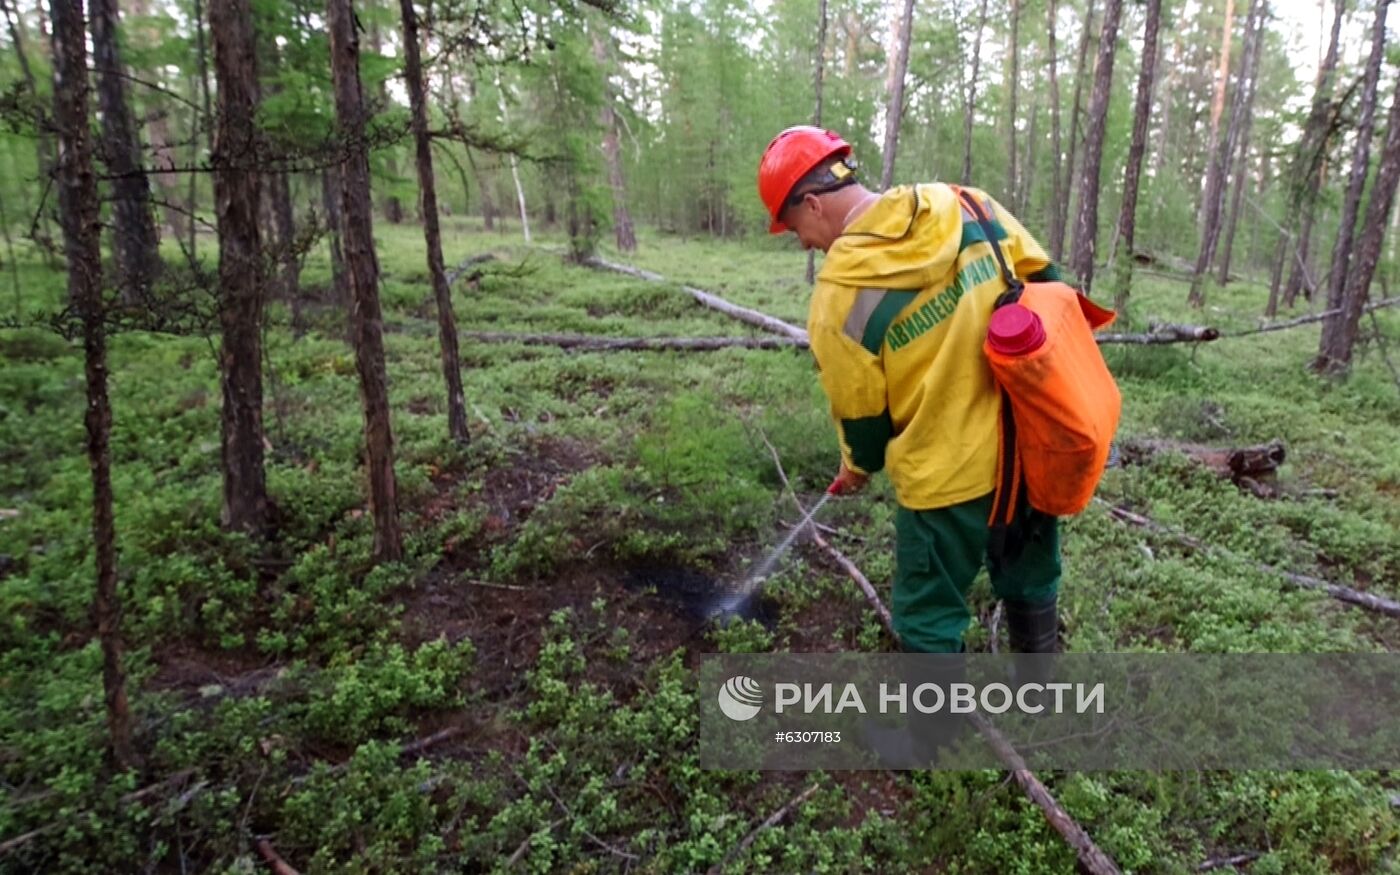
[826,462,869,496]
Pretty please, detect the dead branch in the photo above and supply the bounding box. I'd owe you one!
[290,724,471,786]
[445,252,496,286]
[0,826,52,857]
[0,768,197,857]
[507,817,566,868]
[460,331,806,351]
[810,531,898,635]
[965,713,1124,875]
[1097,500,1400,619]
[1232,295,1400,337]
[755,429,1122,875]
[254,838,302,875]
[537,775,639,863]
[581,256,810,342]
[706,783,822,875]
[1097,323,1221,345]
[399,725,466,758]
[1198,851,1262,871]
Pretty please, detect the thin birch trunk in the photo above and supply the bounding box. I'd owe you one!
[880,0,916,190]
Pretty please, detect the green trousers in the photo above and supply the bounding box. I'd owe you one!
[893,492,1061,653]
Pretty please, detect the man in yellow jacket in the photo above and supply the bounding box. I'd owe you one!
[757,126,1062,656]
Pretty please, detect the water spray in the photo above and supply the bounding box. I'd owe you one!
[706,492,832,624]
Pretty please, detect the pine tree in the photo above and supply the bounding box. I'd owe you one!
[327,0,404,563]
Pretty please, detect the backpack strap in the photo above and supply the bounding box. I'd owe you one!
[949,185,1026,564]
[950,185,1024,307]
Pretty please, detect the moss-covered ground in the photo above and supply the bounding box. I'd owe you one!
[1,219,1398,872]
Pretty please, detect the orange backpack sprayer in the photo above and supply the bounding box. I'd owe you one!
[951,188,1121,558]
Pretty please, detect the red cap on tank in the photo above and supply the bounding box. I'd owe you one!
[987,304,1046,356]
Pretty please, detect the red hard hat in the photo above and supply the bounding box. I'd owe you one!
[758,126,853,234]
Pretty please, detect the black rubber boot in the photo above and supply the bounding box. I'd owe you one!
[1005,595,1060,689]
[1005,594,1060,654]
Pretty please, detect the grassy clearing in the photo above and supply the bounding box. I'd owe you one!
[1,219,1398,872]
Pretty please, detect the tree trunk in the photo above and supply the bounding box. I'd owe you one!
[1056,0,1096,262]
[192,0,211,132]
[1283,156,1332,310]
[879,0,916,191]
[1317,0,1395,373]
[370,16,405,225]
[464,147,496,230]
[188,0,210,259]
[89,0,161,302]
[493,71,531,243]
[807,0,827,284]
[1068,0,1123,294]
[1318,0,1390,330]
[1320,82,1400,373]
[961,0,990,185]
[50,0,134,772]
[592,26,636,253]
[1045,0,1063,254]
[1020,90,1038,219]
[328,0,403,564]
[1188,0,1264,307]
[1151,29,1182,180]
[1199,0,1236,222]
[1111,0,1163,314]
[1,0,58,251]
[210,0,269,536]
[256,34,300,312]
[270,169,298,302]
[399,0,469,444]
[1214,31,1262,286]
[1007,0,1020,206]
[321,164,349,307]
[120,0,183,240]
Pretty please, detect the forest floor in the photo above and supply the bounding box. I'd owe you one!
[2,218,1399,873]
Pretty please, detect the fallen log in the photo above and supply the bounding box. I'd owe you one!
[459,331,806,351]
[1130,250,1197,275]
[757,429,1123,875]
[582,256,810,343]
[1115,439,1286,497]
[1096,323,1221,345]
[1097,500,1400,619]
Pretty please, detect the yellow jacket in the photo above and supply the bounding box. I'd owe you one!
[808,183,1059,510]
